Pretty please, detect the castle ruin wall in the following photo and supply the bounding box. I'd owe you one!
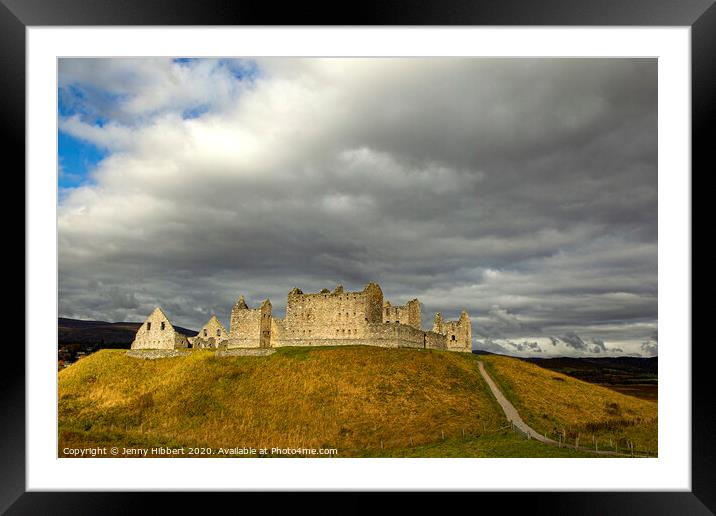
[189,315,229,349]
[382,298,421,330]
[131,308,189,350]
[133,282,470,352]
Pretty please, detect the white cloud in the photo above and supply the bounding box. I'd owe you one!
[57,58,658,356]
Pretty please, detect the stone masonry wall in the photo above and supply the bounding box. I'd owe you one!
[131,307,189,350]
[443,311,472,352]
[189,315,229,349]
[272,318,447,350]
[382,298,421,329]
[277,283,383,343]
[228,298,272,349]
[425,330,447,350]
[134,282,471,352]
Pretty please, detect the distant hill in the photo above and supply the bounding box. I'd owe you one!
[59,317,197,347]
[520,355,657,382]
[520,355,657,401]
[472,351,657,400]
[522,355,656,372]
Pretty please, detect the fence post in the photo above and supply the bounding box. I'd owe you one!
[441,430,445,440]
[380,440,384,450]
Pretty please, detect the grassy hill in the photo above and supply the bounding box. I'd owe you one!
[480,355,657,454]
[58,347,656,457]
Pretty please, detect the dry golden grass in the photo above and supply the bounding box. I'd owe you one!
[480,355,657,453]
[59,347,505,456]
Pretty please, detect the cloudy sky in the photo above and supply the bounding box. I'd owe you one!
[57,58,657,357]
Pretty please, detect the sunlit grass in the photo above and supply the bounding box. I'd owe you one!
[59,348,657,457]
[59,347,506,456]
[480,355,657,454]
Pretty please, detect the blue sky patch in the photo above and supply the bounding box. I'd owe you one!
[58,131,106,188]
[182,104,210,120]
[223,58,261,82]
[58,58,263,190]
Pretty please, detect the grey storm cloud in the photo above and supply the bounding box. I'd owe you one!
[477,339,512,355]
[641,338,658,357]
[57,58,658,357]
[557,332,589,351]
[548,334,622,355]
[591,338,607,354]
[510,341,543,353]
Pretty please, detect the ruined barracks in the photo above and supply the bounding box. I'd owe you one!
[131,282,472,353]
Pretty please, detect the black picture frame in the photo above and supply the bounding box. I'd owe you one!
[6,0,712,513]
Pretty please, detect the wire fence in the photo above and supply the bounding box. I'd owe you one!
[76,419,656,458]
[506,421,657,458]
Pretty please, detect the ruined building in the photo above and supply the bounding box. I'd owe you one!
[130,307,190,350]
[131,282,472,353]
[188,315,228,349]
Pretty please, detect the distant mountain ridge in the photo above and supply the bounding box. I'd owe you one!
[59,317,198,346]
[472,350,657,401]
[522,355,657,374]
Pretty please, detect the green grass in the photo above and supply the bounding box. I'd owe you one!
[357,430,606,458]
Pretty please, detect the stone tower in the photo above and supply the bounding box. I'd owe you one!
[383,298,421,329]
[229,296,272,348]
[432,310,472,352]
[433,312,444,334]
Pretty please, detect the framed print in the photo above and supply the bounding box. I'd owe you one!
[6,0,713,512]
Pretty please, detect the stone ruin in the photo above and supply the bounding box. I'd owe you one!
[131,282,472,353]
[130,307,189,350]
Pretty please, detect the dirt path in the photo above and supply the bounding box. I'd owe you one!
[477,361,557,444]
[476,360,643,457]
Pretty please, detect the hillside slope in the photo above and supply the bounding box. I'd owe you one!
[59,347,508,456]
[481,355,657,453]
[521,355,658,400]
